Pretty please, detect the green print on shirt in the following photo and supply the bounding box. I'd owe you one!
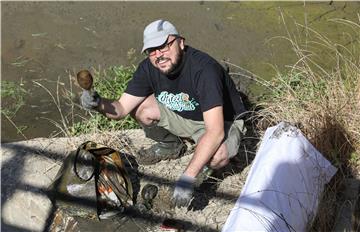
[157,91,199,112]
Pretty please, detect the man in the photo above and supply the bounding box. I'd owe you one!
[81,19,247,207]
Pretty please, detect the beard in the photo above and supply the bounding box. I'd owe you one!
[156,51,183,75]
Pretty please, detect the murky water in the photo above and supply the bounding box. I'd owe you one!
[2,1,359,143]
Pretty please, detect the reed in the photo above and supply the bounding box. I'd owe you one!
[256,17,359,171]
[254,17,360,230]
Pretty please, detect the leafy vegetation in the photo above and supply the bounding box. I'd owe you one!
[1,80,27,118]
[69,65,140,136]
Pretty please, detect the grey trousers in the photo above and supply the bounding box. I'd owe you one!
[156,102,247,158]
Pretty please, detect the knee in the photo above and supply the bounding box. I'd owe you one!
[209,145,230,169]
[131,97,160,126]
[133,106,154,125]
[209,156,229,170]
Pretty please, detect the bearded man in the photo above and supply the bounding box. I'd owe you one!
[81,19,247,207]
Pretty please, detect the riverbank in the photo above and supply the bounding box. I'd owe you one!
[2,128,359,231]
[1,129,253,231]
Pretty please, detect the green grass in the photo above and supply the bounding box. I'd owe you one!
[1,80,29,138]
[69,65,140,136]
[1,80,27,118]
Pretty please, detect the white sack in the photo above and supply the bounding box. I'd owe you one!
[222,122,337,232]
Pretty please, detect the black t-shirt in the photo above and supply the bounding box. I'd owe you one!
[125,46,245,121]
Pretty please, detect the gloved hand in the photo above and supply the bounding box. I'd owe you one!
[172,174,196,208]
[80,90,100,110]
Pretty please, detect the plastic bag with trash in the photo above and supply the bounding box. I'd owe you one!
[49,141,135,220]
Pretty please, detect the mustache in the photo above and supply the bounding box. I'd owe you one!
[155,56,170,64]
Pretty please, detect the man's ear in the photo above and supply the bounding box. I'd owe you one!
[179,38,185,50]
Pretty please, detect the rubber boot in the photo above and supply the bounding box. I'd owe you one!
[137,125,187,165]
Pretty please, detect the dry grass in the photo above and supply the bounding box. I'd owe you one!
[256,17,360,175]
[252,17,360,230]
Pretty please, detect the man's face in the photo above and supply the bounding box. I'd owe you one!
[147,35,185,75]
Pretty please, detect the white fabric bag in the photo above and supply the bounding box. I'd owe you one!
[222,122,337,232]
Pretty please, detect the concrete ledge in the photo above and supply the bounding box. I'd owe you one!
[0,130,151,231]
[1,137,75,231]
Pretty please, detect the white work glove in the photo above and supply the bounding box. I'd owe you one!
[80,90,100,110]
[172,174,196,208]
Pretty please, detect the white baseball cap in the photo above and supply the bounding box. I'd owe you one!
[142,19,179,53]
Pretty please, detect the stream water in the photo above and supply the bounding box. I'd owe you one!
[2,2,359,141]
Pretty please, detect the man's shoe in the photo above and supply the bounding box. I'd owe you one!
[138,125,188,165]
[137,141,187,165]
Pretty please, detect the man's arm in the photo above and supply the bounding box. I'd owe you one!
[183,105,225,178]
[96,93,146,120]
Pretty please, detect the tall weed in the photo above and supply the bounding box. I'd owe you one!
[69,65,139,136]
[255,17,360,231]
[34,65,139,138]
[257,18,360,169]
